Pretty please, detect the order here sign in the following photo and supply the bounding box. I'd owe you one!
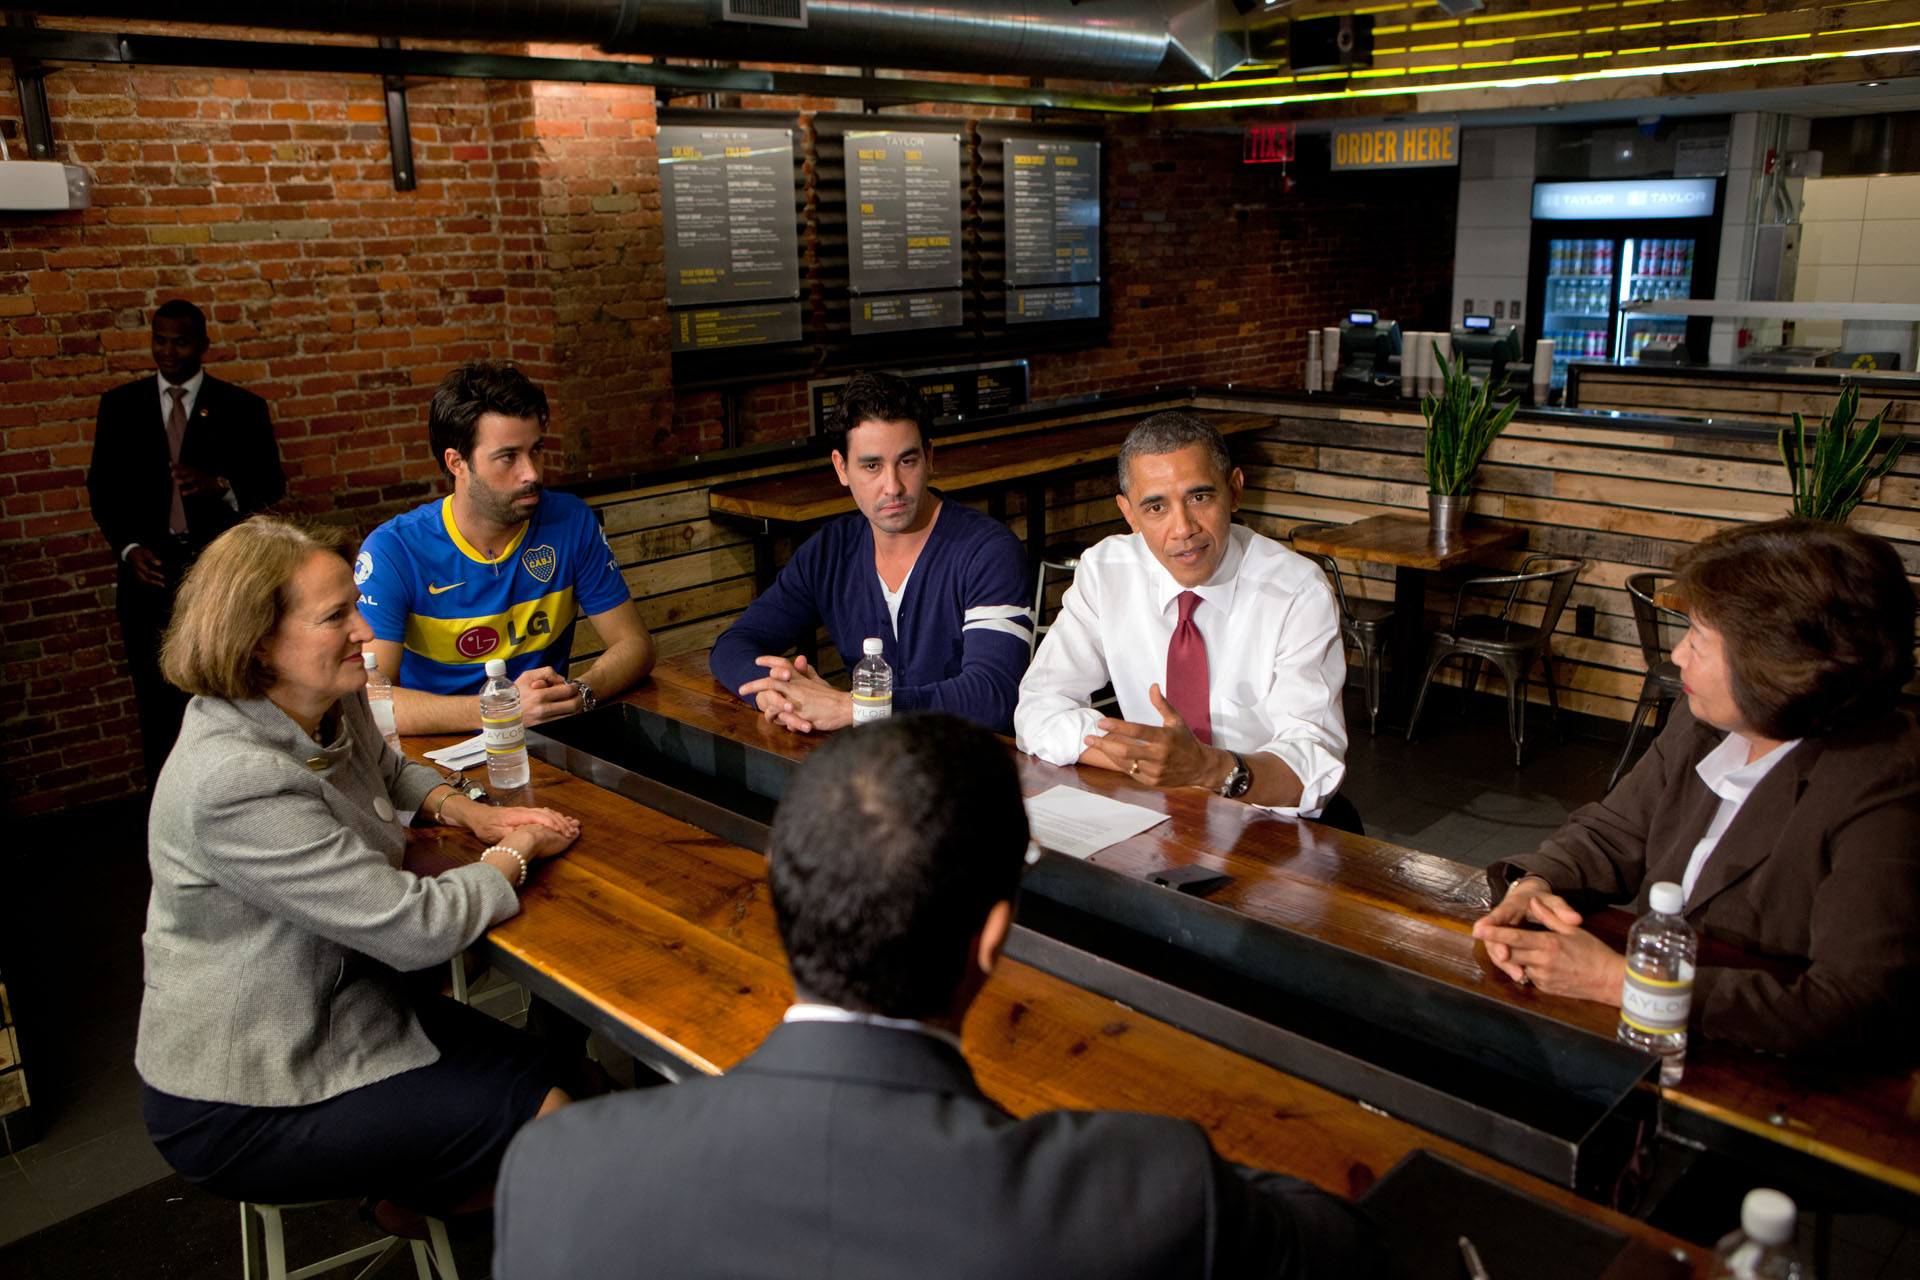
[1331,122,1458,171]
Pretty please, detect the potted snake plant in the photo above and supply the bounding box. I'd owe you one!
[1778,384,1905,523]
[1421,343,1519,536]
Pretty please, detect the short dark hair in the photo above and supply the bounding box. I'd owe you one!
[1117,411,1231,495]
[767,714,1030,1018]
[826,371,930,457]
[428,361,550,476]
[152,298,207,344]
[1674,517,1916,740]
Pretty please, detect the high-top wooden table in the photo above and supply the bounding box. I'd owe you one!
[1290,513,1527,716]
[622,651,1920,1217]
[708,410,1274,588]
[401,720,1703,1275]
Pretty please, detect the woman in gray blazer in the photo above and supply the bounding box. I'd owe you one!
[136,516,580,1219]
[1473,518,1920,1060]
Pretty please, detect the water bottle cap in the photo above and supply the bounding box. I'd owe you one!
[863,638,884,656]
[1739,1188,1796,1245]
[485,658,507,677]
[1648,882,1684,916]
[361,652,377,670]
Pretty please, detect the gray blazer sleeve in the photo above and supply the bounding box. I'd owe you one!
[188,749,517,972]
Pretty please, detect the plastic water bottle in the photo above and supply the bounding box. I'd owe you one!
[361,652,402,754]
[1618,881,1697,1085]
[480,657,530,789]
[1710,1189,1810,1279]
[850,638,892,724]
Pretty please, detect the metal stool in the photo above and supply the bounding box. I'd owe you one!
[240,1200,460,1280]
[1606,572,1686,791]
[1288,523,1395,735]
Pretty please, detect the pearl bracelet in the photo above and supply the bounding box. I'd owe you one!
[484,844,528,888]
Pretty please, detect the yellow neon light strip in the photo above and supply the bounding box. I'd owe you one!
[1156,41,1920,111]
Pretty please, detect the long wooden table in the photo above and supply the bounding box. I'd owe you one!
[401,720,1704,1274]
[1291,513,1527,716]
[708,410,1274,588]
[620,652,1920,1215]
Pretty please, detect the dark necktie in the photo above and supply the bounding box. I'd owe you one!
[1165,590,1211,745]
[166,385,189,535]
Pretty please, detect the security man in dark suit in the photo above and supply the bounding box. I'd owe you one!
[87,299,285,784]
[494,713,1384,1279]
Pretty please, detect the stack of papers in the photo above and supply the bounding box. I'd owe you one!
[424,734,487,771]
[1023,785,1167,860]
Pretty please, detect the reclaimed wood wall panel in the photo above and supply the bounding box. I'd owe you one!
[572,392,1917,729]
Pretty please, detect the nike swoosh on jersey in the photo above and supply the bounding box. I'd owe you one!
[427,581,466,595]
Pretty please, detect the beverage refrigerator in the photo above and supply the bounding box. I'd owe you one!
[1524,179,1724,391]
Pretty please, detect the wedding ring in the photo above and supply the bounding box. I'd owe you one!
[1129,761,1140,777]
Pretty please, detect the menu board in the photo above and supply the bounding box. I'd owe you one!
[851,291,964,336]
[1006,138,1100,287]
[1007,285,1100,325]
[660,125,800,309]
[847,129,965,295]
[669,302,804,353]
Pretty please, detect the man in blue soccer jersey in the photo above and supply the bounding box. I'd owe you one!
[708,372,1033,734]
[359,362,654,734]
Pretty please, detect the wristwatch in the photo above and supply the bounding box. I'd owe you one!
[1218,751,1252,800]
[567,678,597,713]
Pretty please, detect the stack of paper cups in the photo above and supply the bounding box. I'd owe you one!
[1400,333,1421,396]
[1533,338,1555,402]
[1305,333,1322,393]
[1321,326,1340,390]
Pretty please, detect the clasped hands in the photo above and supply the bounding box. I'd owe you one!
[1081,684,1219,790]
[514,666,585,726]
[740,654,852,734]
[1471,877,1627,1004]
[445,794,581,861]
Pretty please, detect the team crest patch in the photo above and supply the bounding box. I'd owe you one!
[521,544,557,583]
[353,551,373,585]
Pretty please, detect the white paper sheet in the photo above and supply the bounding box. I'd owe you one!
[424,733,488,770]
[1024,784,1167,860]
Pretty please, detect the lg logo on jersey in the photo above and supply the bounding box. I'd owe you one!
[455,612,549,660]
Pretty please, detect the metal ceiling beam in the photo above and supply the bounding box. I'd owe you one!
[0,26,1149,113]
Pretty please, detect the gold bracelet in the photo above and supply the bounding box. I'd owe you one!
[432,787,455,826]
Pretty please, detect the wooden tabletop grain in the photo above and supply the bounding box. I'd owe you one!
[1290,513,1526,572]
[630,651,1920,1200]
[401,719,1704,1272]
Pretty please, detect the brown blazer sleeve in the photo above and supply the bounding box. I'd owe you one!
[1690,758,1920,1060]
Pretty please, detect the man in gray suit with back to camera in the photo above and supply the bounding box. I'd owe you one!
[494,712,1383,1279]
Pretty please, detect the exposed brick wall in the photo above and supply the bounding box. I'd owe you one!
[0,33,667,815]
[3,29,1453,816]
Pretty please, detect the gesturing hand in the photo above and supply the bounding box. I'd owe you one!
[1083,684,1215,789]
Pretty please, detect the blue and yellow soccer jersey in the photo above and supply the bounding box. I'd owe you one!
[355,492,630,696]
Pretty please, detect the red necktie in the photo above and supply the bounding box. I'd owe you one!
[1165,590,1211,745]
[166,386,189,535]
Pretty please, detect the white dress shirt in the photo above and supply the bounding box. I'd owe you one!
[1014,523,1348,814]
[1679,731,1800,904]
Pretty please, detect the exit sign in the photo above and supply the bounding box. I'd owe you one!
[1243,123,1295,164]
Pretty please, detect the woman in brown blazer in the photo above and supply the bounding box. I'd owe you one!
[1473,518,1919,1060]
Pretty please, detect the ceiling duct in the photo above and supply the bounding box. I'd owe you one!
[23,0,1249,83]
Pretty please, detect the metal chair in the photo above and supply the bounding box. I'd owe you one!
[1405,555,1590,767]
[1606,571,1688,791]
[1032,541,1088,646]
[1288,523,1395,735]
[240,1200,459,1280]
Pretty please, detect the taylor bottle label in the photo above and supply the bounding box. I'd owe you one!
[1620,960,1694,1034]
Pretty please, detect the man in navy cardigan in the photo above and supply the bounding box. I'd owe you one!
[709,372,1033,733]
